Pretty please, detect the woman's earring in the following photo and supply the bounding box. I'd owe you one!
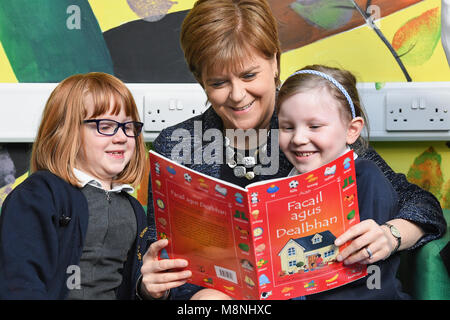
[275,73,280,91]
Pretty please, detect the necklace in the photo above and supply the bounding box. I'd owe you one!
[224,136,268,180]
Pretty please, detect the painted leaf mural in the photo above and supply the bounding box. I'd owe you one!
[290,0,353,30]
[0,172,28,208]
[0,148,15,187]
[126,0,177,22]
[0,184,13,207]
[441,179,450,209]
[0,0,113,82]
[406,147,444,200]
[392,7,441,66]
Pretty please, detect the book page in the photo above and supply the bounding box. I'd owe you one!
[247,151,367,299]
[149,151,259,299]
[149,150,366,300]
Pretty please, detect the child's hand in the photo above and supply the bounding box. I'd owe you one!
[140,239,192,299]
[191,288,233,300]
[334,219,393,264]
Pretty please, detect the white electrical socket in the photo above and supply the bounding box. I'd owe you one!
[1,82,450,142]
[385,92,450,131]
[143,84,208,132]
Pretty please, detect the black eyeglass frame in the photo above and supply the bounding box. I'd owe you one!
[83,119,144,137]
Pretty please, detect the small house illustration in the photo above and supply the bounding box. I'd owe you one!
[278,231,339,274]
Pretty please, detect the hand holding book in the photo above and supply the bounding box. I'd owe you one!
[140,239,191,299]
[335,219,392,265]
[150,150,368,300]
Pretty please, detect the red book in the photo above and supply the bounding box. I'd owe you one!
[150,150,366,300]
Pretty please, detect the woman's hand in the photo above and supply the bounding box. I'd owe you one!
[140,239,192,299]
[334,219,394,264]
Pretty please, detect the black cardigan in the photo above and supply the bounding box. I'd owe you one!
[0,170,149,299]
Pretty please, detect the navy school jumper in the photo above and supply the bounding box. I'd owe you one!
[0,170,150,299]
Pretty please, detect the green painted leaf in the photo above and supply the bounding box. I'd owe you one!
[290,0,353,30]
[375,82,386,90]
[0,0,113,82]
[441,179,450,209]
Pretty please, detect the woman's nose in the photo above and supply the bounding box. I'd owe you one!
[228,82,246,102]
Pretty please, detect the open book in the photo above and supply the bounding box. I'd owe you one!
[149,150,367,300]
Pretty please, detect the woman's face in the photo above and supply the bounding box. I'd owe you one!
[76,94,136,190]
[201,47,278,131]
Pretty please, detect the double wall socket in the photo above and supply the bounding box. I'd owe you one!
[357,82,450,140]
[144,84,208,132]
[1,82,450,142]
[385,92,450,131]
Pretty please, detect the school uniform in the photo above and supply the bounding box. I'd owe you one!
[304,157,410,299]
[0,170,149,299]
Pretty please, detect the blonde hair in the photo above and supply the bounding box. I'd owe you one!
[31,72,147,187]
[181,0,281,87]
[276,65,369,150]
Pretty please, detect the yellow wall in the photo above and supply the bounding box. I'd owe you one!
[372,141,449,209]
[88,0,198,31]
[280,0,449,82]
[0,41,17,83]
[2,0,448,82]
[372,141,449,177]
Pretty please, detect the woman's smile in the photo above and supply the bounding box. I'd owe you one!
[230,100,255,113]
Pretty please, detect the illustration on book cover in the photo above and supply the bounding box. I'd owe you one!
[149,150,367,299]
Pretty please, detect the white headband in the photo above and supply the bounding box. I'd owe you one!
[286,70,356,119]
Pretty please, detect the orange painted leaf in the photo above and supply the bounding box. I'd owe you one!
[392,7,441,66]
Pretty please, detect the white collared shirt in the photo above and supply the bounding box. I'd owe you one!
[288,147,358,177]
[73,168,134,193]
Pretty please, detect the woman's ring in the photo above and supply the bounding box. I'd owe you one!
[365,247,373,260]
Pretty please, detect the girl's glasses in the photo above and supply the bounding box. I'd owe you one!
[83,119,144,137]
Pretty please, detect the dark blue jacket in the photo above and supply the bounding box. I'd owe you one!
[0,170,149,299]
[307,158,409,299]
[148,106,446,300]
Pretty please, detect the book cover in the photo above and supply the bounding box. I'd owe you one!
[150,150,367,300]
